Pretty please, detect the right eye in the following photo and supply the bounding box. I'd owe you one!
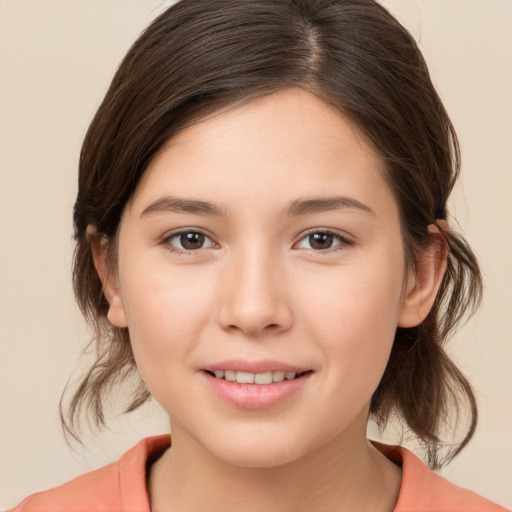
[163,230,217,253]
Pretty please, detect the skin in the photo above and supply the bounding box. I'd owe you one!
[92,88,446,512]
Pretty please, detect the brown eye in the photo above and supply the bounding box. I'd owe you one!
[180,232,205,250]
[295,230,351,252]
[166,230,216,252]
[308,233,334,250]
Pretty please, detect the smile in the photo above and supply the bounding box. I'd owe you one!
[204,370,307,384]
[203,368,313,409]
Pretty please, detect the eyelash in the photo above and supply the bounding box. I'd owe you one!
[160,229,217,255]
[296,229,354,253]
[161,228,354,255]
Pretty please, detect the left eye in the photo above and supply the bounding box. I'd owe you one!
[165,231,216,252]
[295,231,349,251]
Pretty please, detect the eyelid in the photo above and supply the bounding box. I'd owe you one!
[161,228,218,254]
[293,228,354,253]
[159,227,354,255]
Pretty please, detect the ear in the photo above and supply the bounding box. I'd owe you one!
[87,225,128,328]
[398,223,448,328]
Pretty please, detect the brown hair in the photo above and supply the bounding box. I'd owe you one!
[63,0,482,469]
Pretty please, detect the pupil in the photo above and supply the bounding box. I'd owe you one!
[181,232,204,250]
[310,233,333,250]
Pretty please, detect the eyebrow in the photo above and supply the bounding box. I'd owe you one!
[284,196,375,217]
[141,196,229,217]
[140,195,375,218]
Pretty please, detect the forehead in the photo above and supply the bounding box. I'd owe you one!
[129,88,393,219]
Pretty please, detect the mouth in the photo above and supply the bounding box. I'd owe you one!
[202,364,313,408]
[203,369,312,385]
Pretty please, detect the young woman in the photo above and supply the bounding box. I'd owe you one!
[9,0,508,510]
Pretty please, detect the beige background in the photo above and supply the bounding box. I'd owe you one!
[1,0,511,509]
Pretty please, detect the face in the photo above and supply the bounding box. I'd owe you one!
[104,89,419,467]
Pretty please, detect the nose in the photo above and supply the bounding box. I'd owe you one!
[216,246,293,337]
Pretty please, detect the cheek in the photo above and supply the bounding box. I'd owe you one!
[118,258,218,379]
[301,253,405,388]
[303,253,404,333]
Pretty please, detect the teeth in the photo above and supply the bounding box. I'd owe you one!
[210,369,301,384]
[224,370,236,382]
[254,371,272,385]
[272,371,285,382]
[236,371,254,384]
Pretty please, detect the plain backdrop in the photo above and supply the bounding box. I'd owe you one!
[1,0,511,509]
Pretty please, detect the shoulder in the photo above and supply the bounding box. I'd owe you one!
[375,443,508,512]
[10,460,122,512]
[8,435,171,512]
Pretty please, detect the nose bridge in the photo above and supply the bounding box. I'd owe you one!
[217,240,292,335]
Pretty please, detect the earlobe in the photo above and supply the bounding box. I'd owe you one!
[398,223,448,328]
[87,225,128,328]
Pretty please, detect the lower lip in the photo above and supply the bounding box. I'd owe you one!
[203,372,312,409]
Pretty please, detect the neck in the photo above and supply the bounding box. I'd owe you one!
[148,419,401,512]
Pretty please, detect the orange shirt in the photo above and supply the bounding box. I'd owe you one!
[10,435,507,512]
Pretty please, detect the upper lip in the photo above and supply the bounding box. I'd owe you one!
[201,359,310,374]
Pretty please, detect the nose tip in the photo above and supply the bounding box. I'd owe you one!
[216,257,293,337]
[218,292,292,336]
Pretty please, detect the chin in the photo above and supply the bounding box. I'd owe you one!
[202,427,315,469]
